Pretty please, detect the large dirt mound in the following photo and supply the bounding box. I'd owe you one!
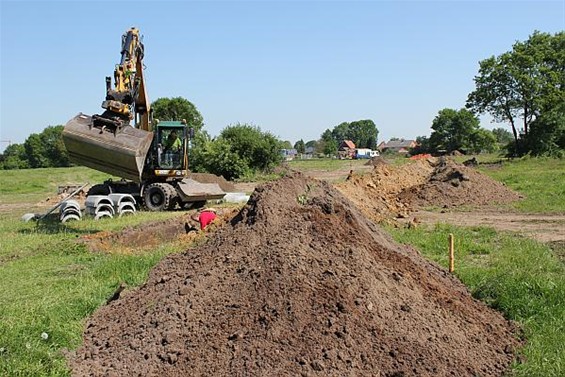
[336,158,522,222]
[399,160,523,208]
[68,173,520,376]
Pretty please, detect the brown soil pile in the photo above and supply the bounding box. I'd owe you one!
[399,160,523,208]
[335,159,435,222]
[337,159,522,223]
[69,173,520,376]
[365,156,389,167]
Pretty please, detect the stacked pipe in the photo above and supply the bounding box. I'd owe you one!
[108,194,137,217]
[85,196,115,220]
[59,200,82,223]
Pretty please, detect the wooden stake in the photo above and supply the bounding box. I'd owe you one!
[449,233,455,273]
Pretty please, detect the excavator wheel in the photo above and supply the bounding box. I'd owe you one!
[143,183,176,211]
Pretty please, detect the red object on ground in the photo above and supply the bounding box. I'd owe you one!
[199,211,217,230]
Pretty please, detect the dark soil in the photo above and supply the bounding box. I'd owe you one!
[68,172,521,376]
[399,160,523,208]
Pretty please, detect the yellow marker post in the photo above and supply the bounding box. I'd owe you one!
[449,233,455,273]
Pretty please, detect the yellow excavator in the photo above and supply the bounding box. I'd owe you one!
[62,27,224,210]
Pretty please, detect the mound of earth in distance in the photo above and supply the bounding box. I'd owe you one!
[335,159,436,223]
[398,159,523,208]
[336,158,522,223]
[68,172,520,376]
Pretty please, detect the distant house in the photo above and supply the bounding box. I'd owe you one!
[280,148,298,161]
[338,140,356,159]
[303,146,316,159]
[377,139,417,154]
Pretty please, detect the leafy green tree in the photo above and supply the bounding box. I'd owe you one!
[191,138,250,181]
[305,140,317,149]
[23,125,70,168]
[409,136,431,155]
[429,108,481,153]
[294,139,306,154]
[467,31,565,155]
[525,102,565,157]
[0,143,28,169]
[328,120,379,149]
[152,97,204,132]
[281,140,293,149]
[468,128,498,154]
[193,123,283,180]
[319,129,338,156]
[491,127,514,145]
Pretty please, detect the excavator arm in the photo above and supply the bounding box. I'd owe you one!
[95,27,152,132]
[62,27,154,181]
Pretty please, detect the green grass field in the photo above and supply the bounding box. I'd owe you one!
[0,158,564,375]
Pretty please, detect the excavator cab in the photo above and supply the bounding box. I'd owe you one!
[145,121,189,177]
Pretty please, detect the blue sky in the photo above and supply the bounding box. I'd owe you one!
[1,1,563,152]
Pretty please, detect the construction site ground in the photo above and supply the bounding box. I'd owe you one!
[2,157,564,375]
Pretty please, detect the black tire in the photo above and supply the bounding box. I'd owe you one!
[87,184,112,196]
[143,183,175,211]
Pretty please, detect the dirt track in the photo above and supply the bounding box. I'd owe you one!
[408,209,565,243]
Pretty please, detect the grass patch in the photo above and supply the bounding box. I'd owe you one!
[0,210,189,376]
[0,167,114,204]
[286,158,371,171]
[387,224,565,376]
[477,157,565,213]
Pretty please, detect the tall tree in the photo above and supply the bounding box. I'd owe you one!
[191,123,284,180]
[280,140,293,149]
[491,127,514,145]
[429,108,481,153]
[319,129,337,156]
[0,143,28,169]
[326,120,379,149]
[152,97,204,132]
[305,140,317,148]
[294,139,306,154]
[467,31,565,155]
[23,125,70,168]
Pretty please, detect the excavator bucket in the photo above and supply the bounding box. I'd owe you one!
[62,113,153,182]
[176,178,226,202]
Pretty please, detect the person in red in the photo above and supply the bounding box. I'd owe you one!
[197,208,217,230]
[185,207,218,233]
